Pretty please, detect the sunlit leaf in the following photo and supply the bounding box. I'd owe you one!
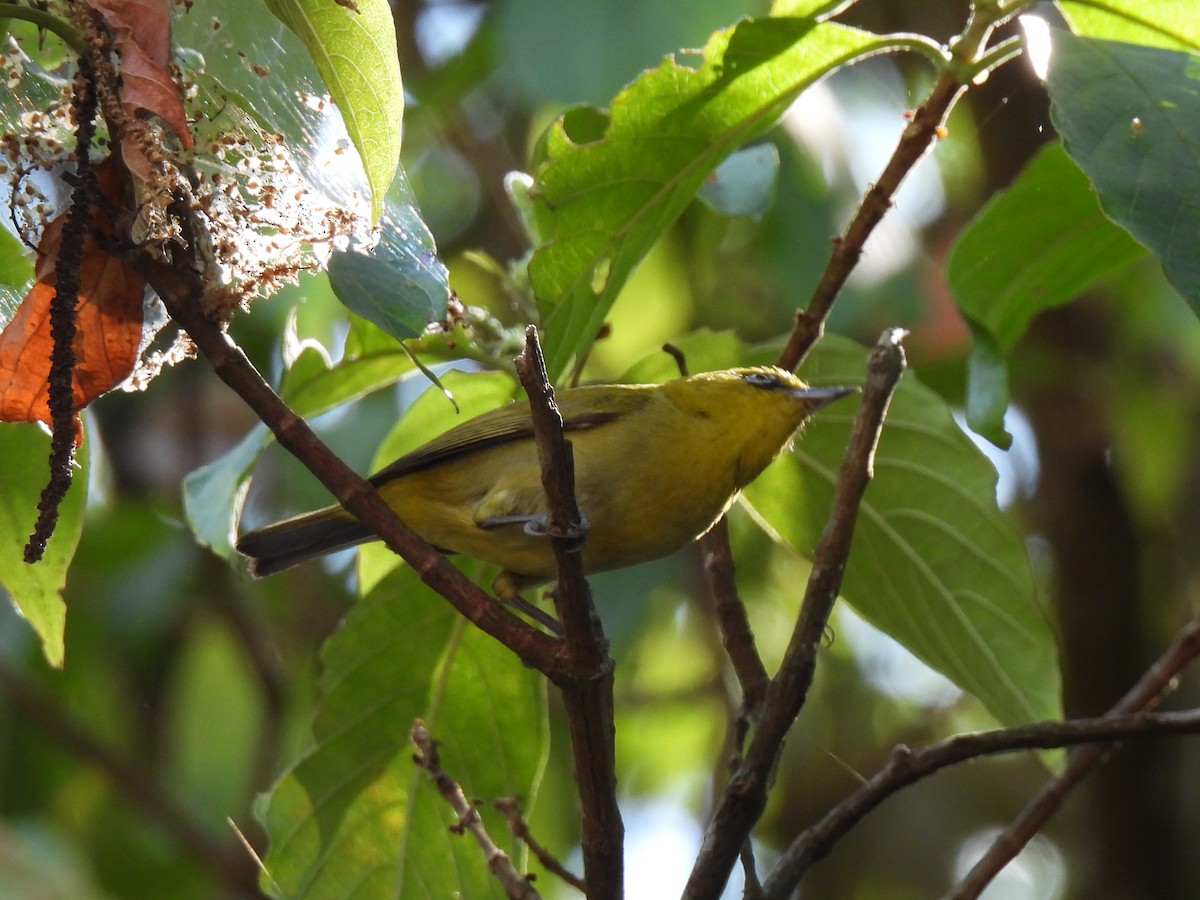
[263,0,403,222]
[0,422,88,667]
[529,17,900,380]
[1059,0,1200,51]
[1047,31,1200,313]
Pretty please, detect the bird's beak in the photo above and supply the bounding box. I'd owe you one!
[792,385,857,412]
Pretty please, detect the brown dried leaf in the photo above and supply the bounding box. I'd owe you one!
[0,159,146,424]
[84,0,193,147]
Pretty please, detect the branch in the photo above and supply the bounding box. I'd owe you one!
[775,7,1018,371]
[762,704,1200,898]
[512,326,624,900]
[0,657,260,897]
[945,618,1200,899]
[495,797,587,893]
[699,518,769,721]
[411,722,540,900]
[127,235,568,681]
[682,329,906,900]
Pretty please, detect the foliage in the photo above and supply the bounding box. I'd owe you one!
[0,1,1198,899]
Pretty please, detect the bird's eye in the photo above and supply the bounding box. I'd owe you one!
[743,371,779,389]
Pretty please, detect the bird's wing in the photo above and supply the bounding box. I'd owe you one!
[368,391,633,488]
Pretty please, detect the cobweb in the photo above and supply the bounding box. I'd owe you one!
[0,0,444,386]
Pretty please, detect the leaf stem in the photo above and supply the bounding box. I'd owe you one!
[0,4,89,56]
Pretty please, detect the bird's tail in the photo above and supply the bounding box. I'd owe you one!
[236,507,374,577]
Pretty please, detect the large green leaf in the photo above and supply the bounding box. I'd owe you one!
[259,566,547,898]
[0,423,88,667]
[263,0,403,222]
[946,141,1144,445]
[1047,30,1200,313]
[529,17,906,380]
[743,335,1059,728]
[1059,0,1200,50]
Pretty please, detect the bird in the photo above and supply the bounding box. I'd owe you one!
[236,366,853,602]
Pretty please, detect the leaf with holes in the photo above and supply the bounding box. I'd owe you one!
[529,17,903,380]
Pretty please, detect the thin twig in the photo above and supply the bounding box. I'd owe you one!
[495,797,587,893]
[0,656,261,897]
[411,721,541,900]
[763,706,1200,897]
[776,8,1015,371]
[699,518,769,723]
[944,619,1200,900]
[513,326,624,900]
[682,329,906,900]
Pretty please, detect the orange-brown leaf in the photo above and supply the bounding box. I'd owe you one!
[0,160,146,425]
[84,0,193,149]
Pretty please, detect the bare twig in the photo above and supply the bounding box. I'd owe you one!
[699,518,769,723]
[495,797,587,893]
[776,8,1017,371]
[763,705,1200,898]
[682,329,906,900]
[411,722,541,900]
[0,657,261,897]
[513,326,624,900]
[127,231,568,681]
[945,619,1200,899]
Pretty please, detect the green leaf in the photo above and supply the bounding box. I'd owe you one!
[769,0,854,16]
[262,0,403,222]
[328,167,451,342]
[1059,0,1200,51]
[259,566,547,899]
[1047,31,1200,312]
[529,17,901,380]
[184,425,266,559]
[741,335,1060,729]
[0,217,33,327]
[328,248,444,341]
[946,141,1144,442]
[0,423,89,667]
[948,142,1145,350]
[964,327,1012,449]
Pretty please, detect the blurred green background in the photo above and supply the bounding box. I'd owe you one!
[2,1,1200,898]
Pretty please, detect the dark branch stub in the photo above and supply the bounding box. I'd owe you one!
[25,58,99,563]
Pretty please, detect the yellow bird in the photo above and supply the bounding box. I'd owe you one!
[236,367,851,595]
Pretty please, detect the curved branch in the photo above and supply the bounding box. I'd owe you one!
[945,619,1200,899]
[763,704,1200,898]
